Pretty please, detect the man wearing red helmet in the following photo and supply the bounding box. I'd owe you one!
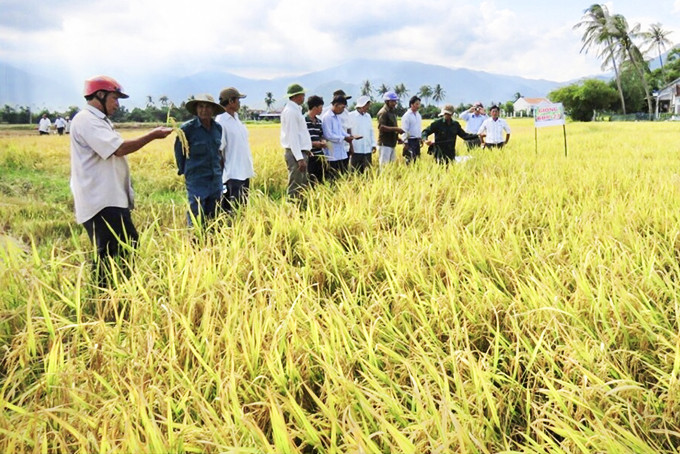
[70,75,172,287]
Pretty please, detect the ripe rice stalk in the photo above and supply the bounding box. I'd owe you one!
[166,103,189,158]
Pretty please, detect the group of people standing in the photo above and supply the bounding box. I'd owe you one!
[38,114,70,135]
[68,75,512,287]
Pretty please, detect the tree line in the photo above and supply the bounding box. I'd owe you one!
[550,3,675,121]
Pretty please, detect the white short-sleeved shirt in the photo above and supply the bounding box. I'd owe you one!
[478,117,511,144]
[69,105,129,224]
[215,111,255,182]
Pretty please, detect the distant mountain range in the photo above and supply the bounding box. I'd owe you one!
[1,59,587,111]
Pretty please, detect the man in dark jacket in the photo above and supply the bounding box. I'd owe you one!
[421,105,478,164]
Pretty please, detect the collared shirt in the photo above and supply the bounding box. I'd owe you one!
[478,117,511,144]
[69,105,128,224]
[377,105,398,147]
[55,117,66,128]
[216,111,254,182]
[305,114,324,155]
[175,116,225,198]
[421,117,477,151]
[280,100,312,161]
[401,109,422,140]
[38,117,51,133]
[348,110,376,155]
[321,110,349,161]
[460,111,488,134]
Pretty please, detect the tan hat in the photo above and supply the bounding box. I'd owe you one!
[219,87,246,105]
[439,105,454,116]
[186,94,225,116]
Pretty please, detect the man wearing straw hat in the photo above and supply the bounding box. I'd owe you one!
[421,104,478,164]
[280,83,312,199]
[70,75,172,287]
[175,94,226,226]
[216,87,254,212]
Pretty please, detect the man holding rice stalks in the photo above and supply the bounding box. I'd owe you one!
[174,94,226,226]
[70,75,172,287]
[421,104,479,165]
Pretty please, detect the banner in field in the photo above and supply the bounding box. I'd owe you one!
[534,102,565,128]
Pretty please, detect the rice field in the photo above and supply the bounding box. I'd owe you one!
[1,118,680,453]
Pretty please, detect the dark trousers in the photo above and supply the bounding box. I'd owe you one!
[328,158,349,182]
[433,145,456,165]
[465,137,482,149]
[307,154,327,185]
[403,138,421,164]
[188,192,220,227]
[83,207,139,288]
[350,153,372,173]
[57,127,65,135]
[485,143,505,149]
[221,178,250,213]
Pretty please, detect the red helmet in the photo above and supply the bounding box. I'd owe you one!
[83,76,129,99]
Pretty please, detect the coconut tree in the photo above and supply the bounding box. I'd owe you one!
[377,83,390,98]
[432,84,446,104]
[418,85,433,105]
[264,92,275,112]
[642,23,673,84]
[394,83,408,105]
[360,80,373,99]
[609,14,653,117]
[574,4,627,114]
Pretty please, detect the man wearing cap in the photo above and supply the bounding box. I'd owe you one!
[70,75,172,287]
[305,95,327,185]
[421,105,479,165]
[478,105,511,149]
[216,87,254,212]
[348,95,376,173]
[401,95,423,164]
[280,83,313,199]
[377,91,405,166]
[460,102,487,148]
[175,94,226,226]
[322,95,356,179]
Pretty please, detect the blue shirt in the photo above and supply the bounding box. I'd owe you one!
[175,116,224,198]
[321,110,349,161]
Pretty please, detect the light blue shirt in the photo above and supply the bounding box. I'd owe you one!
[460,110,488,134]
[321,110,349,161]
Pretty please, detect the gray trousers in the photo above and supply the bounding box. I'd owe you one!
[284,148,309,198]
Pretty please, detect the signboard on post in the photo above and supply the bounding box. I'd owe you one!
[534,102,568,156]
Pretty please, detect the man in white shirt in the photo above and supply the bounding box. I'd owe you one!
[217,87,254,212]
[280,83,312,199]
[55,116,67,135]
[38,114,51,135]
[460,102,487,148]
[70,75,172,287]
[348,95,376,173]
[478,105,511,149]
[401,95,423,164]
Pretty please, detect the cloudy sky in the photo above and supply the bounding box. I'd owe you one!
[1,0,679,89]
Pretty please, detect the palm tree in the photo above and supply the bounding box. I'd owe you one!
[432,84,446,104]
[264,92,275,112]
[643,23,673,84]
[159,95,169,108]
[513,92,522,101]
[574,4,627,114]
[360,80,373,99]
[394,83,408,105]
[146,95,154,108]
[377,83,390,98]
[418,85,433,105]
[609,14,653,117]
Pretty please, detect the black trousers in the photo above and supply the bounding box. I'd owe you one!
[221,178,250,212]
[328,158,349,182]
[350,153,372,173]
[307,154,327,186]
[403,138,421,164]
[82,207,139,287]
